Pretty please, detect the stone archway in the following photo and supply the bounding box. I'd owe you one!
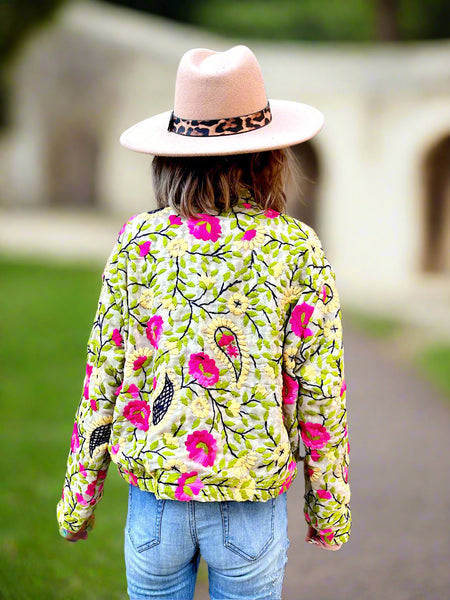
[286,141,320,232]
[422,134,450,273]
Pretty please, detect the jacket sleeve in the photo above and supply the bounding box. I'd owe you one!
[57,235,128,535]
[284,235,351,546]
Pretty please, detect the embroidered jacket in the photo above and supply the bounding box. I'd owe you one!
[57,195,351,546]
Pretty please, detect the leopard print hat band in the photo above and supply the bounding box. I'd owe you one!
[168,103,272,138]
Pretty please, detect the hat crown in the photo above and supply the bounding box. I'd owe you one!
[174,46,268,121]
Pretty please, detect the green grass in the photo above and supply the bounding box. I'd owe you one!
[415,345,450,398]
[345,308,402,339]
[0,257,129,600]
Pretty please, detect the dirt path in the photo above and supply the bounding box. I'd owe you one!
[195,327,450,600]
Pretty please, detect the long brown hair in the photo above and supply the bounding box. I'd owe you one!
[151,149,297,218]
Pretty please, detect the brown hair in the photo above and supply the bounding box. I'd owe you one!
[151,149,297,219]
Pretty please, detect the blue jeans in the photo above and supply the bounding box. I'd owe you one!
[124,485,289,600]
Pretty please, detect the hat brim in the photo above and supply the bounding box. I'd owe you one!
[119,99,324,156]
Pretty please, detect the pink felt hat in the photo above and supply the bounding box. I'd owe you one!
[120,45,324,157]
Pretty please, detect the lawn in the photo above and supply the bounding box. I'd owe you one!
[0,258,129,600]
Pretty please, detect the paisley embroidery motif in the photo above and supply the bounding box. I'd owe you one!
[150,369,180,432]
[152,373,174,425]
[205,318,250,389]
[86,415,113,459]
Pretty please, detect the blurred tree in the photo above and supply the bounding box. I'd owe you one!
[106,0,450,41]
[0,0,67,126]
[0,0,67,64]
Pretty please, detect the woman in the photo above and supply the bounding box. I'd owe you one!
[57,45,351,600]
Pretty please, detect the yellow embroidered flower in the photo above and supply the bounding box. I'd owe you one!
[279,286,302,311]
[309,465,322,483]
[301,364,316,382]
[227,399,240,417]
[167,237,188,257]
[324,318,342,341]
[166,340,180,355]
[162,296,176,311]
[232,477,256,501]
[235,225,265,251]
[273,442,290,465]
[304,230,322,262]
[227,292,249,316]
[139,289,154,309]
[199,274,216,288]
[264,364,277,380]
[325,449,338,462]
[191,396,210,419]
[229,452,258,479]
[90,368,101,388]
[254,384,268,399]
[283,346,297,369]
[271,261,285,278]
[165,459,188,473]
[124,347,153,377]
[323,279,340,314]
[162,433,179,448]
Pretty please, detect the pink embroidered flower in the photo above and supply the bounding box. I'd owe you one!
[320,285,327,303]
[243,202,252,209]
[169,215,182,226]
[188,214,221,241]
[70,422,80,453]
[118,215,137,236]
[175,471,204,501]
[304,510,311,523]
[227,344,238,357]
[265,209,279,218]
[280,460,296,493]
[242,228,257,241]
[123,400,150,431]
[282,371,299,405]
[134,356,147,370]
[90,398,98,411]
[318,529,334,544]
[342,465,349,483]
[139,241,151,257]
[300,421,331,449]
[217,333,238,357]
[115,383,123,396]
[112,328,123,347]
[76,492,89,506]
[146,315,164,349]
[317,489,332,500]
[290,302,314,339]
[218,334,234,347]
[185,430,217,467]
[86,481,97,497]
[124,384,140,398]
[124,469,138,487]
[83,364,93,399]
[79,463,87,477]
[310,449,322,462]
[188,352,219,387]
[340,379,347,397]
[111,442,120,456]
[152,377,157,390]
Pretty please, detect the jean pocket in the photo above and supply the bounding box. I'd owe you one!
[220,499,275,561]
[127,485,165,553]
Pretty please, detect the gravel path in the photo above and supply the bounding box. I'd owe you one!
[195,326,450,600]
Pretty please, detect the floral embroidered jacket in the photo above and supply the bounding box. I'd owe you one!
[57,195,351,546]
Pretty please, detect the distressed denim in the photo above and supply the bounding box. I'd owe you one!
[125,485,289,600]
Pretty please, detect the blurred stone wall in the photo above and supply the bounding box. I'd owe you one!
[1,0,450,308]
